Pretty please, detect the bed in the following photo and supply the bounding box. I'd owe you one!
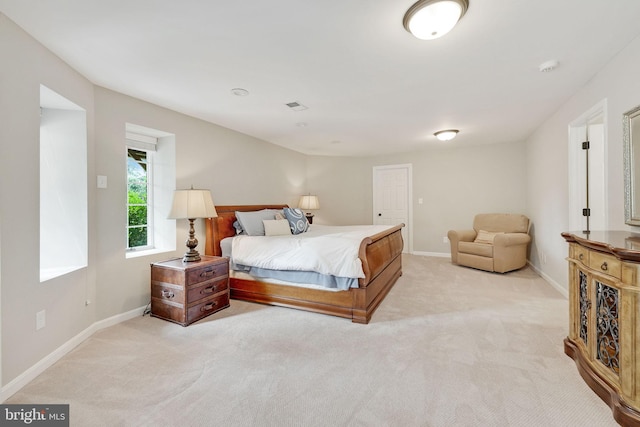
[204,204,404,323]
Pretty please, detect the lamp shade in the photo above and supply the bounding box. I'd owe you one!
[403,0,469,40]
[298,195,320,210]
[168,188,218,219]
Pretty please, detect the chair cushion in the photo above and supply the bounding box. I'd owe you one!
[473,213,529,234]
[458,241,493,258]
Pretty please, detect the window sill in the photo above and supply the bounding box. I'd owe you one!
[126,247,173,259]
[40,265,86,282]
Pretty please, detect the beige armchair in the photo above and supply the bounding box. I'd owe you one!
[447,213,531,273]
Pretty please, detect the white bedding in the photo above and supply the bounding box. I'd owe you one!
[230,224,395,279]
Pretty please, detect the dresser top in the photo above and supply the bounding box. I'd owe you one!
[562,230,640,262]
[151,255,226,271]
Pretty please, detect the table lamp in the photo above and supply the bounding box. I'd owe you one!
[298,195,320,224]
[168,187,218,262]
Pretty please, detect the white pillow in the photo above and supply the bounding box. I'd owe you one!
[263,219,292,236]
[235,209,281,236]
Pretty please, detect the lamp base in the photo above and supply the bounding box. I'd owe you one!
[183,218,201,262]
[305,213,314,224]
[182,249,201,263]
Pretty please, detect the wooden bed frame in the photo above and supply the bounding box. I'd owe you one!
[204,205,404,324]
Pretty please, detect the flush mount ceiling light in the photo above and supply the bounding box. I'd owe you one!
[403,0,469,40]
[434,129,459,141]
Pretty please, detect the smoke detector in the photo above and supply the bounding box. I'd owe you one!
[539,60,559,73]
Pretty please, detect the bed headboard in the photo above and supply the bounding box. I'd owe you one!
[204,204,289,256]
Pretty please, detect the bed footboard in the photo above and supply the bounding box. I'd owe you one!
[353,224,404,323]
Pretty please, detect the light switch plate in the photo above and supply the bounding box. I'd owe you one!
[97,175,107,188]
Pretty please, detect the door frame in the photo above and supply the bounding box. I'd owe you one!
[372,163,413,253]
[568,99,608,232]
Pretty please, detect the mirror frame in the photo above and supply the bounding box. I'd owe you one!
[623,105,640,226]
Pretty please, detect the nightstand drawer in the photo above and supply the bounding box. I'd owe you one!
[187,278,228,303]
[151,282,184,304]
[186,261,228,285]
[151,296,187,324]
[187,293,230,323]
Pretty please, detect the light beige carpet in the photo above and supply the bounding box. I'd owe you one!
[6,255,618,427]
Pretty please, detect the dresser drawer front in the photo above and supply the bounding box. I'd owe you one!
[589,251,621,279]
[151,282,185,304]
[187,293,230,323]
[187,278,229,303]
[574,244,589,266]
[187,262,229,285]
[151,297,186,325]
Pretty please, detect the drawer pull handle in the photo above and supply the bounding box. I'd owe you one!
[201,301,218,312]
[161,290,174,299]
[200,269,215,278]
[578,253,584,261]
[601,262,608,271]
[202,285,217,294]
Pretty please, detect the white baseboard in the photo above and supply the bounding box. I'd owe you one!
[411,251,451,258]
[527,261,568,299]
[0,305,148,403]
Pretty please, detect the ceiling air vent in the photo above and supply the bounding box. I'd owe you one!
[285,101,308,111]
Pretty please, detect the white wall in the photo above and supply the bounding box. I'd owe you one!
[308,141,528,254]
[0,14,96,384]
[526,34,640,290]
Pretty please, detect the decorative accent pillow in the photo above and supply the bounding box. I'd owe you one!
[283,208,309,235]
[235,209,283,236]
[274,212,285,220]
[232,220,245,235]
[263,219,292,236]
[474,230,503,244]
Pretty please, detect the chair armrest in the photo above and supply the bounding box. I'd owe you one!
[447,229,476,243]
[447,229,476,264]
[493,233,531,247]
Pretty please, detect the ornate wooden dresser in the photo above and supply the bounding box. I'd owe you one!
[562,231,640,426]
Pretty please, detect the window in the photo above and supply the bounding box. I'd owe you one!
[40,85,88,282]
[125,124,176,258]
[127,147,153,250]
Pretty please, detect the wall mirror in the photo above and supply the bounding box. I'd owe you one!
[623,105,640,225]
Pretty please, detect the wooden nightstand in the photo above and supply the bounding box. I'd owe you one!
[150,255,229,326]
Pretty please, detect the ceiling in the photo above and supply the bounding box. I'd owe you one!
[3,0,640,157]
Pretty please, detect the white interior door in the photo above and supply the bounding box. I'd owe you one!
[373,164,411,253]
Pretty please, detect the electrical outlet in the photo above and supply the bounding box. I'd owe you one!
[36,310,46,331]
[443,236,449,243]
